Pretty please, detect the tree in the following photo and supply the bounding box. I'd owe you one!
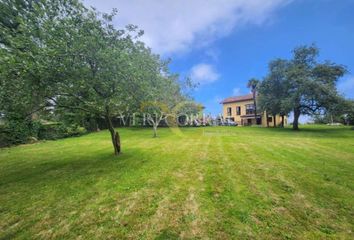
[258,45,347,130]
[258,80,280,127]
[313,99,354,125]
[49,10,173,154]
[140,72,186,137]
[0,0,84,143]
[141,101,169,138]
[285,45,347,130]
[247,78,260,120]
[173,101,204,126]
[258,59,291,127]
[0,0,190,153]
[345,101,354,125]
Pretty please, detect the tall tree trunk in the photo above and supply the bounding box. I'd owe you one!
[293,107,300,130]
[253,90,257,120]
[105,114,121,155]
[273,114,276,127]
[153,124,157,138]
[281,115,284,128]
[266,111,269,128]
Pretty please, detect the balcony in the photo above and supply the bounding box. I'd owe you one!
[246,109,255,115]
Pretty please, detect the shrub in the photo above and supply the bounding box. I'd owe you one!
[0,121,87,147]
[0,120,41,147]
[38,123,86,140]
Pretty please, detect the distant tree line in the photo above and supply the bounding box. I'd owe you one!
[248,45,354,130]
[0,0,196,154]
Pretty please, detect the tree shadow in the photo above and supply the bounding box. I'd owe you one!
[0,147,149,188]
[250,125,354,138]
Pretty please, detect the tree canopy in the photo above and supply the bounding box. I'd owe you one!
[0,0,191,153]
[258,45,347,130]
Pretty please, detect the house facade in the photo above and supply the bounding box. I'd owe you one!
[221,93,286,126]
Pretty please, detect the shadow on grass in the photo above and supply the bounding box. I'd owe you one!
[0,147,149,188]
[242,125,354,138]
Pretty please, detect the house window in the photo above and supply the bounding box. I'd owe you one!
[227,107,232,116]
[245,104,255,115]
[236,106,241,115]
[268,117,273,122]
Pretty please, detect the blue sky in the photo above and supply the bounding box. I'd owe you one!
[84,0,354,118]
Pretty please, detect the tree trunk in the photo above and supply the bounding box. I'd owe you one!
[105,115,121,155]
[273,114,276,127]
[293,107,300,130]
[266,111,269,128]
[253,90,257,120]
[153,124,157,138]
[281,115,284,128]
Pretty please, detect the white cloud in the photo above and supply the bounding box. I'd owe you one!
[232,87,242,96]
[83,0,291,55]
[190,63,220,84]
[205,48,220,62]
[338,76,354,99]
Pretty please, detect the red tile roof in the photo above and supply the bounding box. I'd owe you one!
[221,93,253,104]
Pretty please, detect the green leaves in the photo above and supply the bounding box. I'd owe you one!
[0,0,191,147]
[258,45,348,129]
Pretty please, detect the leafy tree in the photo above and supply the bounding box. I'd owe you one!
[258,59,291,127]
[285,45,347,130]
[0,0,81,142]
[313,99,354,125]
[0,0,191,153]
[141,101,169,138]
[49,6,192,153]
[47,9,171,154]
[345,101,354,125]
[140,72,186,137]
[258,45,347,130]
[173,101,204,126]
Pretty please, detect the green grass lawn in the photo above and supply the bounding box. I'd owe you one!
[0,126,353,239]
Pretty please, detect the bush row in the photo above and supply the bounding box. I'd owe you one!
[0,121,86,148]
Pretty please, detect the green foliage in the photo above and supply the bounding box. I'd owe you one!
[173,101,204,116]
[258,45,347,130]
[247,78,259,91]
[258,59,290,115]
[0,0,193,150]
[0,120,86,147]
[313,99,354,125]
[0,120,41,147]
[38,123,86,140]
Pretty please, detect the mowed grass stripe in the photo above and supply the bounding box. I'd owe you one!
[0,126,353,239]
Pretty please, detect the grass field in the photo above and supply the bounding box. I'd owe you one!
[0,125,353,239]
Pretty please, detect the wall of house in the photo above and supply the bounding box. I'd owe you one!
[260,112,287,127]
[222,99,254,125]
[222,101,287,127]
